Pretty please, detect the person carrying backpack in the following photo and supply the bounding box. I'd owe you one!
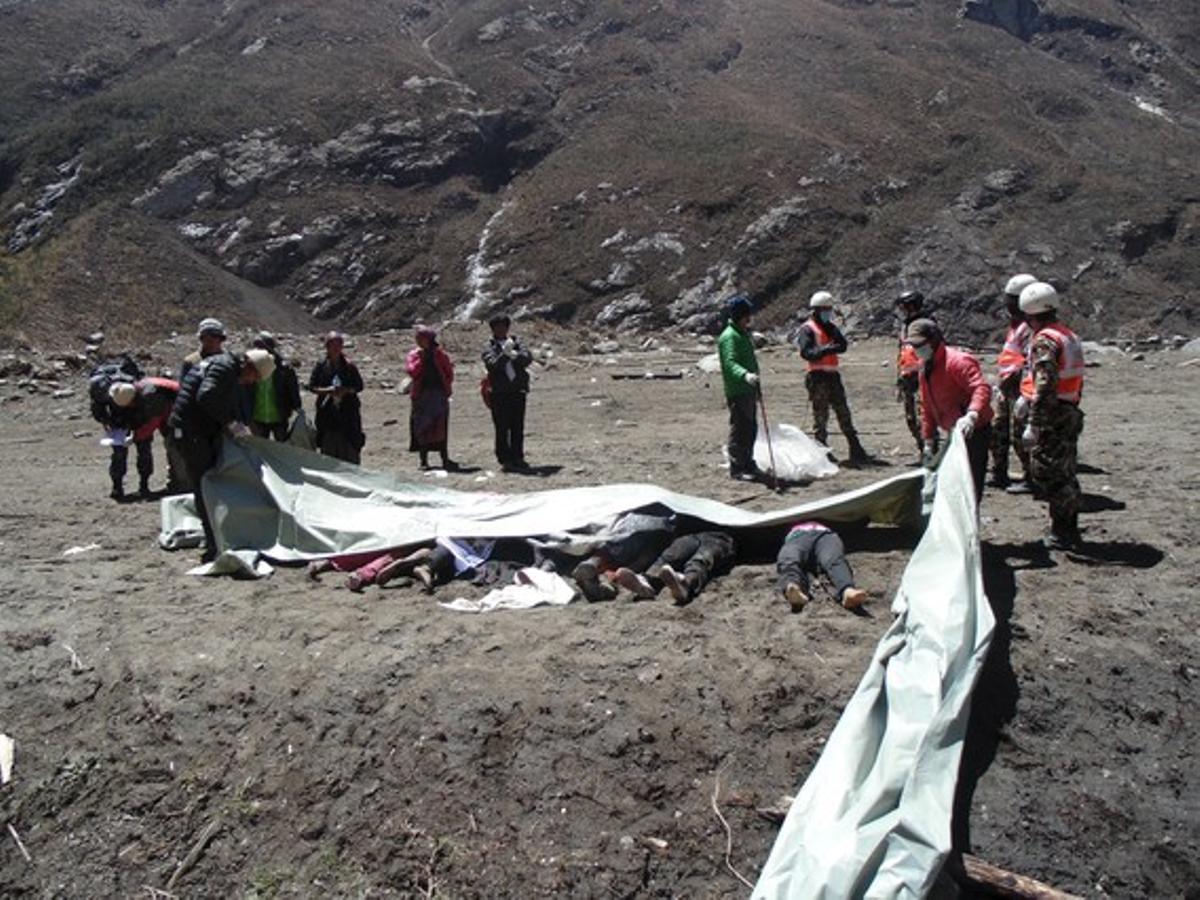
[107,377,182,499]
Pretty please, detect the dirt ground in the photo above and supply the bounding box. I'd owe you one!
[1,328,1198,898]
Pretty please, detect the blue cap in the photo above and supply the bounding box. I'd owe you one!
[726,294,753,319]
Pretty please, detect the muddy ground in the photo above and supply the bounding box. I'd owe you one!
[1,329,1197,898]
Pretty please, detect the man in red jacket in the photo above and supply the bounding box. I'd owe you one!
[905,319,993,504]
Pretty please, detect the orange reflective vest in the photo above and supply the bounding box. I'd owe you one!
[996,321,1030,379]
[897,343,921,376]
[805,320,840,372]
[1020,323,1084,404]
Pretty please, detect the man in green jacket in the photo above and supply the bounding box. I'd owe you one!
[718,294,762,482]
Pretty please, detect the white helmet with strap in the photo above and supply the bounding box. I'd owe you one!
[809,291,835,309]
[1019,282,1059,315]
[1004,273,1037,297]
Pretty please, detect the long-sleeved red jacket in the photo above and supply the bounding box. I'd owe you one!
[405,345,455,402]
[918,345,993,441]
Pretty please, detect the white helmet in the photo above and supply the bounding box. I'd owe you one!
[1004,273,1037,297]
[1019,282,1059,315]
[809,290,835,309]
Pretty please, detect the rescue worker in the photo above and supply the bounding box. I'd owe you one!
[991,274,1037,492]
[481,314,535,471]
[180,318,227,380]
[717,294,762,482]
[168,349,275,562]
[106,377,181,499]
[249,332,302,441]
[905,319,994,503]
[1018,282,1085,549]
[796,291,869,464]
[894,290,926,457]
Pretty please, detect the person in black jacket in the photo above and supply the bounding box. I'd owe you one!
[249,332,302,441]
[168,349,275,561]
[308,331,365,464]
[481,314,534,471]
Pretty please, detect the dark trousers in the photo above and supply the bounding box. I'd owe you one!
[319,430,361,465]
[110,439,153,489]
[966,424,992,506]
[646,531,736,601]
[727,393,758,475]
[899,374,922,450]
[491,391,527,466]
[179,434,220,554]
[250,420,289,441]
[775,529,855,599]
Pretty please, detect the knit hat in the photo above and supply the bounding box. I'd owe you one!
[725,294,753,320]
[245,348,276,380]
[109,382,137,407]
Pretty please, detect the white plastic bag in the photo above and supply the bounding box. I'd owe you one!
[754,422,838,482]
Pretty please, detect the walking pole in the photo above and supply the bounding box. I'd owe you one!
[757,385,780,492]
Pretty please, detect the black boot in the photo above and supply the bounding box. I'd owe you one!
[848,435,871,465]
[110,482,124,501]
[138,478,152,499]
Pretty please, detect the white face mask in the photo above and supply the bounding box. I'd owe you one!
[913,343,935,361]
[815,309,832,323]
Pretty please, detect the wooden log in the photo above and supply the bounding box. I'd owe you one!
[960,853,1082,900]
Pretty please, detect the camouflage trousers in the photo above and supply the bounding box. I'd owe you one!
[991,388,1031,481]
[805,371,862,451]
[898,374,922,451]
[1030,401,1085,534]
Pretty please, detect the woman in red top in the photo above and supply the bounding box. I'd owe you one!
[905,318,993,504]
[405,325,459,471]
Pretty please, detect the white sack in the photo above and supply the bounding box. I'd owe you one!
[754,423,839,482]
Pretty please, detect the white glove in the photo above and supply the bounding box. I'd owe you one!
[745,373,760,386]
[1021,424,1038,449]
[1014,396,1030,420]
[502,338,518,358]
[955,410,978,438]
[226,421,251,440]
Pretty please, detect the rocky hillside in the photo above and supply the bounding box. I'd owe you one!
[1,0,1197,348]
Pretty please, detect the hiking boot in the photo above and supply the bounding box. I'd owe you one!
[783,582,809,612]
[731,471,758,482]
[110,483,124,501]
[841,587,868,610]
[1042,531,1078,551]
[659,564,692,605]
[988,472,1011,489]
[413,564,436,594]
[611,567,656,599]
[1005,481,1033,495]
[138,480,152,499]
[572,559,617,602]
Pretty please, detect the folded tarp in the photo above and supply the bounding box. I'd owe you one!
[163,436,924,561]
[753,430,995,898]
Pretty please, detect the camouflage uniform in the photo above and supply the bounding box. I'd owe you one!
[991,382,1031,481]
[899,374,922,450]
[1028,332,1084,540]
[806,370,864,454]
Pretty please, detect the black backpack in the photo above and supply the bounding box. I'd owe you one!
[87,355,143,424]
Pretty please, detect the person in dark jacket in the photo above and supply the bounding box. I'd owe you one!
[308,331,365,464]
[406,324,458,470]
[796,291,870,464]
[168,349,275,561]
[249,331,302,441]
[106,377,181,500]
[179,318,227,381]
[482,314,534,471]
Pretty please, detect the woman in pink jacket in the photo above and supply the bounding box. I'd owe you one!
[905,318,993,503]
[406,325,459,471]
